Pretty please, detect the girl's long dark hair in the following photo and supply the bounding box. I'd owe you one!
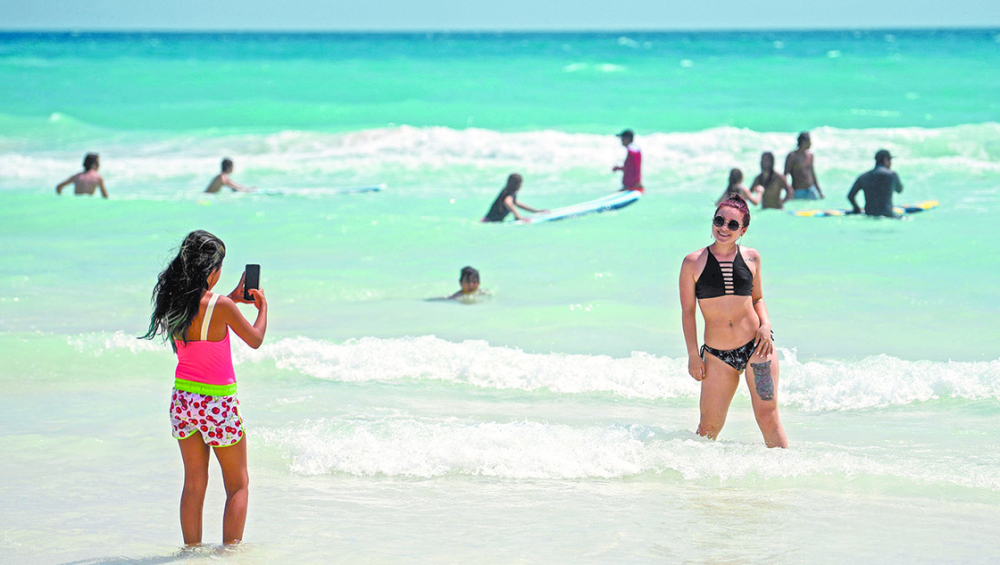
[760,152,775,188]
[727,168,743,193]
[501,173,523,197]
[140,230,226,351]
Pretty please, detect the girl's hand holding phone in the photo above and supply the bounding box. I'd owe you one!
[247,288,266,310]
[228,273,254,304]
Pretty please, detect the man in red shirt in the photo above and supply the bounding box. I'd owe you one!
[612,129,643,192]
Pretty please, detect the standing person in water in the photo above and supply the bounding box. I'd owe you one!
[750,152,793,210]
[141,230,268,545]
[784,131,824,200]
[56,153,108,198]
[612,129,643,192]
[205,158,252,193]
[678,195,788,448]
[848,149,904,218]
[482,173,545,222]
[716,168,761,206]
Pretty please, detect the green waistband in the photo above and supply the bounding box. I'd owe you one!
[174,379,237,397]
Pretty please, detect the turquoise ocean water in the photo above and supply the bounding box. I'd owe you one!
[1,31,999,564]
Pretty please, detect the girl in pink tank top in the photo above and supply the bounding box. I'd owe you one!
[141,230,268,546]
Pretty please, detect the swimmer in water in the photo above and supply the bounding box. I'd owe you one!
[56,153,108,198]
[205,158,252,193]
[448,266,485,300]
[716,168,762,206]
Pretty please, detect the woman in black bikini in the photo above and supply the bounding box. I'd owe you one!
[678,195,788,448]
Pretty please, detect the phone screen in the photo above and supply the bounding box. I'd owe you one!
[243,264,260,300]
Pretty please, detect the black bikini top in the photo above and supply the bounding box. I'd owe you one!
[695,246,754,299]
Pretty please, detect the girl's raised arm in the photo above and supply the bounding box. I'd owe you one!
[217,290,267,349]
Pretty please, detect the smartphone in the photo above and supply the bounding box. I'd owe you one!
[243,264,260,301]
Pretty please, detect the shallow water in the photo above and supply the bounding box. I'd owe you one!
[1,30,999,564]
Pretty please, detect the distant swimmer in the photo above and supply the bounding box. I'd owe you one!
[205,158,252,193]
[612,129,643,192]
[750,152,792,210]
[784,131,824,200]
[482,173,545,223]
[848,149,903,217]
[55,153,108,198]
[679,195,788,448]
[448,266,486,300]
[716,168,762,207]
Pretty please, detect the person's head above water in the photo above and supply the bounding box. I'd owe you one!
[502,173,523,195]
[760,151,775,171]
[617,129,634,146]
[797,131,811,149]
[221,158,234,173]
[875,149,892,168]
[142,230,227,351]
[459,266,480,294]
[83,153,99,171]
[715,194,751,232]
[728,168,743,190]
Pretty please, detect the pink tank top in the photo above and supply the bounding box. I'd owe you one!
[174,293,237,396]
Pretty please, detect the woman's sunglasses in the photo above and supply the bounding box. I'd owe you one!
[713,215,743,231]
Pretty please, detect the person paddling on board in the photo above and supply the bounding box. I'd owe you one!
[482,173,545,222]
[56,153,108,198]
[848,149,904,218]
[612,129,643,192]
[784,131,824,200]
[205,158,253,193]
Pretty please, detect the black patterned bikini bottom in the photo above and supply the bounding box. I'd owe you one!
[700,339,757,372]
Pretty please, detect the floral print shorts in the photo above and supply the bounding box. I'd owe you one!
[170,388,244,447]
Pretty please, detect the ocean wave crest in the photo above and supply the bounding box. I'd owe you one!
[257,417,1000,489]
[84,332,1000,411]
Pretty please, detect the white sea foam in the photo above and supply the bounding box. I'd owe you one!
[3,121,998,196]
[86,332,1000,411]
[257,417,1000,489]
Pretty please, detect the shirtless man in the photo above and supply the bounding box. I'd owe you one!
[784,131,824,200]
[56,153,108,198]
[205,158,252,193]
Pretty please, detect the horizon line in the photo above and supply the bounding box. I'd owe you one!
[2,25,999,34]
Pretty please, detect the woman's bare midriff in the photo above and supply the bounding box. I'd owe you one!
[698,294,760,349]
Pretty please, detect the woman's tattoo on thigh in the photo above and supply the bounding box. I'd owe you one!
[751,361,774,401]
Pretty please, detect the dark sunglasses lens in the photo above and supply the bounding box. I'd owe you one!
[713,216,725,227]
[728,220,741,230]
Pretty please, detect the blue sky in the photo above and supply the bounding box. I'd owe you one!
[2,0,999,31]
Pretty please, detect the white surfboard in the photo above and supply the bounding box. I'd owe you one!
[522,190,643,224]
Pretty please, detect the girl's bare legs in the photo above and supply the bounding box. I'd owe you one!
[213,438,249,544]
[697,353,741,439]
[178,436,211,545]
[746,349,788,448]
